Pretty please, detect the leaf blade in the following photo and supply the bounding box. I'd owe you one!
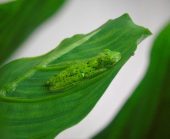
[0,14,151,139]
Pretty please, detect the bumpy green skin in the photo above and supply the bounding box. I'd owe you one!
[46,49,121,91]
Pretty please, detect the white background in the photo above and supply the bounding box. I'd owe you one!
[2,0,170,139]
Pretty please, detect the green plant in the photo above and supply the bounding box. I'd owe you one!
[1,1,169,139]
[0,13,151,138]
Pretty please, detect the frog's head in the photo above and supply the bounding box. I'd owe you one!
[97,49,121,68]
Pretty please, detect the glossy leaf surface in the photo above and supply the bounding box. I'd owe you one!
[0,14,151,139]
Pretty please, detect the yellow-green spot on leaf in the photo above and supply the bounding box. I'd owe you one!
[46,49,121,91]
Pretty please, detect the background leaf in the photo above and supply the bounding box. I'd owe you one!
[93,22,170,139]
[0,0,65,65]
[0,14,151,139]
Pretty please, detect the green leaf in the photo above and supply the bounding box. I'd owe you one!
[0,14,151,139]
[93,23,170,139]
[0,0,65,65]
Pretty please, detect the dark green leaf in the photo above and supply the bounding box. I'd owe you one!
[0,0,65,65]
[93,23,170,139]
[0,14,151,139]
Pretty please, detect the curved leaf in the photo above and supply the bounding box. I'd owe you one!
[93,23,170,139]
[0,0,65,65]
[0,14,151,139]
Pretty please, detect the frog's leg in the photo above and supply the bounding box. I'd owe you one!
[84,68,107,79]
